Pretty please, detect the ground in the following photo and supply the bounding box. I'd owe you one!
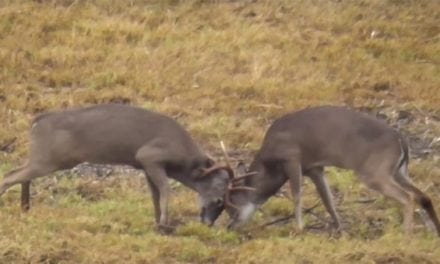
[0,0,439,263]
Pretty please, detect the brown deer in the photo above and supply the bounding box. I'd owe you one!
[0,104,232,229]
[221,106,440,236]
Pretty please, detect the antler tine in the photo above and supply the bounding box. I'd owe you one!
[224,186,239,210]
[220,140,234,175]
[223,185,256,210]
[232,172,258,183]
[224,198,240,210]
[225,196,240,210]
[202,165,234,180]
[229,186,257,192]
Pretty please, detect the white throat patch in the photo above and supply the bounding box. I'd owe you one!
[239,203,257,222]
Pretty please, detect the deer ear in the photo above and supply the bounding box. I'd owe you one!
[236,161,248,175]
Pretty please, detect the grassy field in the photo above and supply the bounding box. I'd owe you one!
[0,0,440,263]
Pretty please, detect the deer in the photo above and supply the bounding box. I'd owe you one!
[219,106,440,236]
[0,104,233,230]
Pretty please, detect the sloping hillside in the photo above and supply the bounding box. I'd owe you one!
[0,1,439,263]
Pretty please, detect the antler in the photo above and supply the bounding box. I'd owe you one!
[229,186,257,192]
[198,141,236,180]
[224,180,257,210]
[224,197,241,210]
[217,141,259,210]
[232,171,258,183]
[224,185,256,210]
[220,140,233,170]
[202,165,234,180]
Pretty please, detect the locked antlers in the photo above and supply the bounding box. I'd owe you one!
[219,141,257,210]
[201,165,234,179]
[197,141,257,210]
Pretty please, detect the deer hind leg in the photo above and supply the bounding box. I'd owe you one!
[144,167,170,228]
[21,181,31,211]
[306,167,341,230]
[0,164,54,208]
[358,171,414,235]
[2,165,32,211]
[394,167,440,237]
[284,160,304,230]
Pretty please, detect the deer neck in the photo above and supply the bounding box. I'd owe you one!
[165,164,200,192]
[244,161,288,205]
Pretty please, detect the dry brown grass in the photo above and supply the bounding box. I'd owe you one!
[1,0,440,263]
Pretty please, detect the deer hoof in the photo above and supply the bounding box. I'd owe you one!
[157,223,176,235]
[289,226,304,237]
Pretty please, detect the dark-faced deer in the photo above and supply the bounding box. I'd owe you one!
[221,106,440,236]
[0,104,232,228]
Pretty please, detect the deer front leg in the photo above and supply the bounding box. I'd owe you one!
[145,176,161,224]
[284,160,303,231]
[306,167,341,230]
[145,167,170,227]
[136,146,172,230]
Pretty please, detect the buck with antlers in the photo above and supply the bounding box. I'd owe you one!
[219,106,440,236]
[0,104,233,229]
